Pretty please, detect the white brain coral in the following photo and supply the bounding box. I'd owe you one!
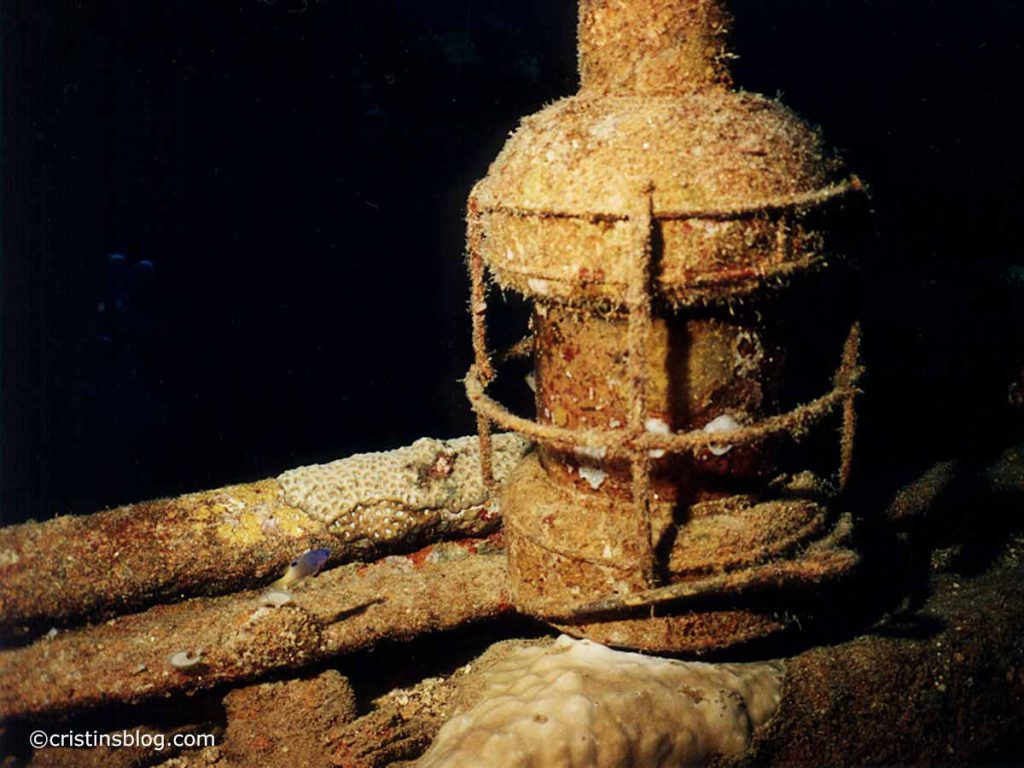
[277,434,530,543]
[417,635,783,768]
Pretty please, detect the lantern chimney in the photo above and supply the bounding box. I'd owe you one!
[578,0,734,95]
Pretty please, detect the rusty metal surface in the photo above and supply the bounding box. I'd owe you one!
[0,447,513,642]
[0,540,512,722]
[0,480,329,639]
[501,455,856,652]
[534,305,784,500]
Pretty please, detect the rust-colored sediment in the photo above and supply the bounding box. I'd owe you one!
[0,540,511,722]
[219,669,358,768]
[751,544,1024,766]
[327,658,484,768]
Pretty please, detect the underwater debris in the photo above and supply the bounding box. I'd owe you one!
[20,530,1019,767]
[884,460,961,523]
[463,0,865,653]
[0,451,1021,766]
[0,540,510,721]
[329,665,476,768]
[748,546,1024,766]
[220,669,357,767]
[0,479,325,639]
[1,0,1022,764]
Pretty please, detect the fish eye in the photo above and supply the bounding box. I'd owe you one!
[290,560,299,567]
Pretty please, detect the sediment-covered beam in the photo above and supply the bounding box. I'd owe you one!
[0,479,327,639]
[0,434,528,639]
[0,540,512,721]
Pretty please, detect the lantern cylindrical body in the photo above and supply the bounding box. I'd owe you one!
[534,304,782,501]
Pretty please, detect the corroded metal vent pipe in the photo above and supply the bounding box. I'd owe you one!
[465,0,866,652]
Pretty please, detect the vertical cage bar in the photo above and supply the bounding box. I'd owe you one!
[625,186,658,587]
[467,210,496,490]
[836,321,862,492]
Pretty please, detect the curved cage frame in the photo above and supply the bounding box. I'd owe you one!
[465,183,865,599]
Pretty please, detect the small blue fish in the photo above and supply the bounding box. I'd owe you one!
[271,548,330,590]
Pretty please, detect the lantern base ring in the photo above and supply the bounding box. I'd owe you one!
[499,451,858,651]
[533,515,856,622]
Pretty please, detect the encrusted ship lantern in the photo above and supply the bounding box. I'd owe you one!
[465,0,867,652]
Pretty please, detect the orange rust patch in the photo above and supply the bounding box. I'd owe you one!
[408,546,434,570]
[454,539,480,555]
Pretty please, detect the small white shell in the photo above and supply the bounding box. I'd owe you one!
[645,418,671,459]
[260,590,293,608]
[168,650,204,669]
[578,465,607,490]
[703,414,741,456]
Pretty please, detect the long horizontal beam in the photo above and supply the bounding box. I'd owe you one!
[0,539,512,721]
[0,434,527,639]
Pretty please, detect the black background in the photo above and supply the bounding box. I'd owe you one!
[3,0,1022,525]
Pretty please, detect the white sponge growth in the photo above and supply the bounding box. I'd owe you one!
[703,414,741,456]
[417,635,782,768]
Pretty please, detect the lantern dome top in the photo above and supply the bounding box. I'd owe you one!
[470,90,839,220]
[468,0,861,307]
